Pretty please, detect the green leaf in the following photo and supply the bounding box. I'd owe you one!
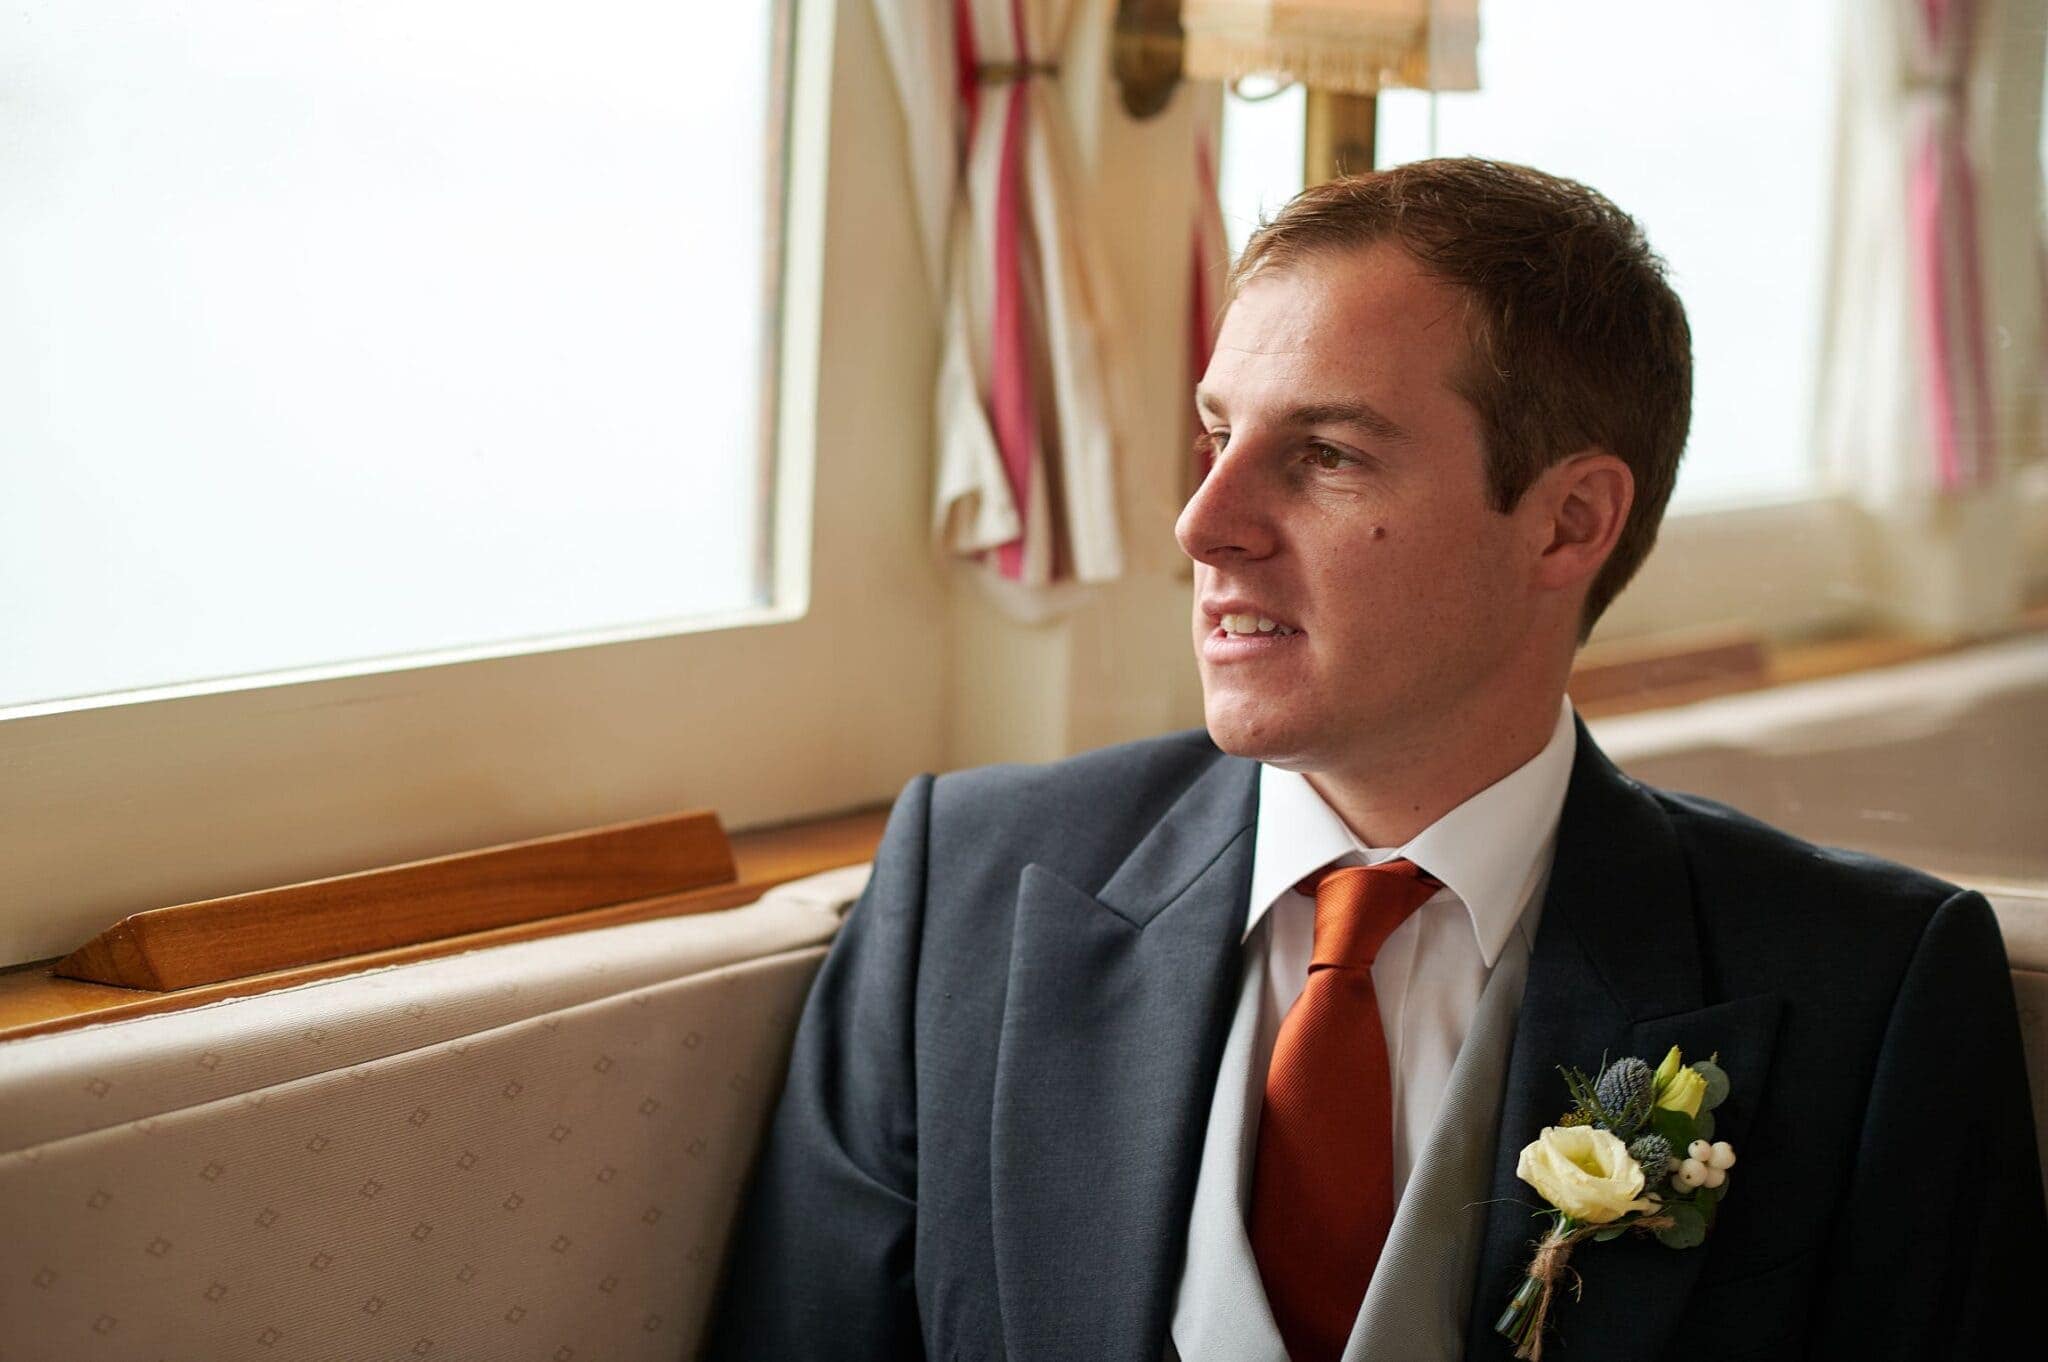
[1695,1108,1716,1142]
[1654,1202,1707,1250]
[1592,1225,1629,1242]
[1650,1106,1697,1150]
[1693,1060,1731,1112]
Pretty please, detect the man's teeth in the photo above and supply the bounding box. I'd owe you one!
[1219,613,1296,636]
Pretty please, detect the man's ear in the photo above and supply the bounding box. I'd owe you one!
[1529,451,1633,596]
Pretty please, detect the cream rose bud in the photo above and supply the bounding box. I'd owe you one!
[1516,1126,1652,1225]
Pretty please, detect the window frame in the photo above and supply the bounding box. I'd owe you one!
[0,0,956,967]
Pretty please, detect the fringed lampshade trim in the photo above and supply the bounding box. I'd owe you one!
[1185,30,1442,94]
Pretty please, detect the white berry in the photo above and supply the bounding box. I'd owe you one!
[1708,1141,1737,1170]
[1688,1139,1713,1162]
[1700,1164,1727,1189]
[1675,1158,1707,1189]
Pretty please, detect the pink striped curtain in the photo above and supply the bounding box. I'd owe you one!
[870,0,1132,601]
[1901,0,1993,490]
[1816,0,2042,504]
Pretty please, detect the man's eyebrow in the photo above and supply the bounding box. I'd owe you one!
[1192,388,1412,444]
[1282,400,1413,444]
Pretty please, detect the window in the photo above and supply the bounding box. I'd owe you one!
[2,2,786,712]
[1217,81,1307,262]
[1220,0,1839,511]
[0,0,956,967]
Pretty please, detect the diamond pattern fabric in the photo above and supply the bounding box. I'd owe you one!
[0,866,869,1362]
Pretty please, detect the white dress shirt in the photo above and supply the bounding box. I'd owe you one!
[1235,696,1578,1205]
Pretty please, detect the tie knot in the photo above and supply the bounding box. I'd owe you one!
[1298,860,1439,972]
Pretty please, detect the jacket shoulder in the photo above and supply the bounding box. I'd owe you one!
[1651,784,1966,903]
[926,728,1238,887]
[1643,783,1981,972]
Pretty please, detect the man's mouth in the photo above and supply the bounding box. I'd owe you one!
[1215,612,1298,638]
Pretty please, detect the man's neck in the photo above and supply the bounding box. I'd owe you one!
[1302,693,1568,849]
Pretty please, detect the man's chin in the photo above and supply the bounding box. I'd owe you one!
[1202,705,1312,766]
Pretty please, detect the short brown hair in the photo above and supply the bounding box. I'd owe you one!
[1230,158,1692,636]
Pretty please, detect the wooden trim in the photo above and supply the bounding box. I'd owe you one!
[1574,603,2048,719]
[1568,626,1768,710]
[0,807,887,1043]
[54,810,737,991]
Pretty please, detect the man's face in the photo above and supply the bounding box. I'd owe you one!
[1177,243,1539,774]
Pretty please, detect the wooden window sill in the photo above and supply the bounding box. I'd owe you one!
[0,807,888,1044]
[1570,604,2048,719]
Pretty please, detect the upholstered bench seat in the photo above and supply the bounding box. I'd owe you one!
[0,866,869,1362]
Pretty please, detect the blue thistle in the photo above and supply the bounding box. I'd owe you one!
[1594,1057,1655,1135]
[1628,1134,1675,1190]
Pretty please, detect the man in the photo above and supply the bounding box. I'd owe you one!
[704,160,2045,1361]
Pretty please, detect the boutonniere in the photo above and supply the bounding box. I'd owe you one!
[1495,1046,1737,1360]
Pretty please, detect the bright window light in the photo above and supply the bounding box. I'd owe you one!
[1,1,785,710]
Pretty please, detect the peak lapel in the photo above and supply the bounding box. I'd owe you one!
[1464,721,1783,1362]
[992,754,1259,1362]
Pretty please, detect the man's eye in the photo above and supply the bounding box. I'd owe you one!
[1305,443,1353,471]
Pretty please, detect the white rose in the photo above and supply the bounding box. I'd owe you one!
[1515,1125,1654,1225]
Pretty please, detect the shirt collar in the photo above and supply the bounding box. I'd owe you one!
[1243,697,1579,968]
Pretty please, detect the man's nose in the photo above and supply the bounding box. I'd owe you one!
[1175,441,1277,566]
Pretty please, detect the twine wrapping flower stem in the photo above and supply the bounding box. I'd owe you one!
[1496,1211,1677,1361]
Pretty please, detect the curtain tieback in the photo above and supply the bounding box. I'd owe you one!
[1900,69,1967,97]
[975,59,1060,85]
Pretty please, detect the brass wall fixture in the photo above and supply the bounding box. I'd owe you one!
[1113,0,1187,119]
[1112,0,1375,183]
[1303,90,1377,180]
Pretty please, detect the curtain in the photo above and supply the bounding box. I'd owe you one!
[871,0,1133,602]
[1815,0,2045,506]
[1187,126,1230,495]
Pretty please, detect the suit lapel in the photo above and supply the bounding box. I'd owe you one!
[1463,721,1783,1361]
[991,753,1259,1362]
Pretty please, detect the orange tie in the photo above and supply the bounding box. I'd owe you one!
[1248,859,1440,1362]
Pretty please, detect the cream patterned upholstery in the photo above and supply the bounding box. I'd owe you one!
[0,865,869,1362]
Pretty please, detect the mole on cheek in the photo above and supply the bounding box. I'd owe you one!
[1371,525,1387,541]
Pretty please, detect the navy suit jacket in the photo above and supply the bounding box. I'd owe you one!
[704,722,2046,1361]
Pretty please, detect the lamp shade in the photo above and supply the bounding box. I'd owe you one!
[1181,0,1479,94]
